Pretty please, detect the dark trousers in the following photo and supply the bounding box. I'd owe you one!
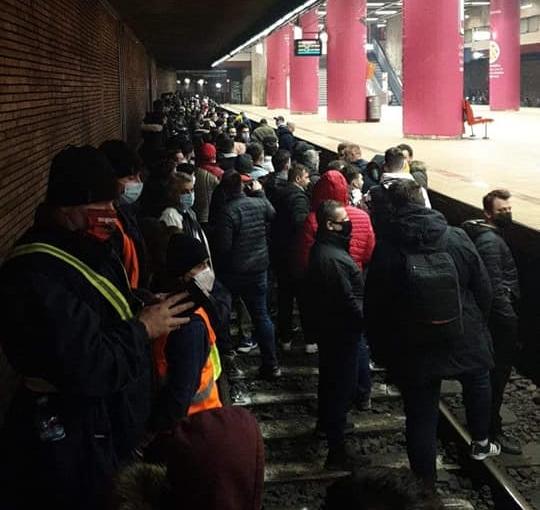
[489,318,518,435]
[357,336,372,399]
[275,263,295,343]
[318,333,360,449]
[221,271,278,369]
[274,262,311,344]
[399,369,491,484]
[296,277,318,345]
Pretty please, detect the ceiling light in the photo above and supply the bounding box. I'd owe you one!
[211,0,320,67]
[176,79,181,84]
[366,17,379,21]
[197,79,204,86]
[472,51,485,59]
[367,2,385,6]
[377,23,387,27]
[365,43,374,50]
[317,9,326,15]
[521,3,533,8]
[215,83,222,89]
[184,78,191,84]
[376,10,398,14]
[466,2,490,5]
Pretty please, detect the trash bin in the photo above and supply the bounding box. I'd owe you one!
[367,95,381,122]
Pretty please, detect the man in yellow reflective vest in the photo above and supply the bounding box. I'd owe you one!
[0,146,194,510]
[151,233,223,432]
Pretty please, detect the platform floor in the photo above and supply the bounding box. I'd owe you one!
[225,104,540,230]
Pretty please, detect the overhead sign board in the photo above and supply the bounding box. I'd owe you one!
[294,39,322,57]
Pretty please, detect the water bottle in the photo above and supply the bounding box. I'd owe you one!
[36,396,66,442]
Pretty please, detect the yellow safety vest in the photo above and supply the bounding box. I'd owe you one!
[7,242,134,393]
[8,243,133,320]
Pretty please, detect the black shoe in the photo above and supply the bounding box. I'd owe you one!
[315,417,355,439]
[258,365,282,381]
[470,440,501,460]
[324,444,357,471]
[493,433,522,455]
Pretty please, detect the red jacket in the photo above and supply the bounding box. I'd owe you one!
[297,170,375,273]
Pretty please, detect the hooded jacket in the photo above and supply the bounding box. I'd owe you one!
[121,407,264,510]
[365,205,494,384]
[297,171,375,274]
[197,143,224,179]
[462,219,520,321]
[277,124,295,152]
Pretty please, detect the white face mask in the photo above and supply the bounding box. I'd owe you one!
[193,267,215,294]
[351,188,363,206]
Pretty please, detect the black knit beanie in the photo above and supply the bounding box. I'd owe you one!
[46,145,119,206]
[167,233,209,277]
[99,140,142,178]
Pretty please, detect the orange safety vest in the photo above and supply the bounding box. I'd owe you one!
[152,307,222,416]
[114,219,140,288]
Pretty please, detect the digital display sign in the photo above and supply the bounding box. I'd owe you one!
[294,39,322,57]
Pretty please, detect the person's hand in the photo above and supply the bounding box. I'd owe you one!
[251,180,262,191]
[138,292,195,339]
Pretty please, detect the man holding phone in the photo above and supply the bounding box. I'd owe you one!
[0,146,194,510]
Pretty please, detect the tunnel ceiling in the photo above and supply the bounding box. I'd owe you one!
[108,0,312,69]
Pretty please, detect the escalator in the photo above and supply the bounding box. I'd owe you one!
[367,39,402,106]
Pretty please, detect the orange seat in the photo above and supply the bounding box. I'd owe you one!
[462,99,493,139]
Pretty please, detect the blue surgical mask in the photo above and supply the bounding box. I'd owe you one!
[179,192,195,210]
[120,181,143,204]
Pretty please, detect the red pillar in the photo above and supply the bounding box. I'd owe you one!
[327,0,366,121]
[290,10,319,114]
[403,0,464,138]
[266,25,291,109]
[490,0,520,111]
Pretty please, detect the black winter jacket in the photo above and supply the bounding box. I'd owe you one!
[307,230,364,338]
[462,219,520,322]
[0,225,151,509]
[213,191,275,276]
[270,183,310,265]
[277,125,295,152]
[365,205,494,384]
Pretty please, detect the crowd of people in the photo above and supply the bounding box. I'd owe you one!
[0,92,526,509]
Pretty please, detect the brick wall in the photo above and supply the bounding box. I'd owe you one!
[157,67,178,96]
[120,25,152,148]
[0,0,156,259]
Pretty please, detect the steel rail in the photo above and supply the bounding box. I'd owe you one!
[439,401,534,510]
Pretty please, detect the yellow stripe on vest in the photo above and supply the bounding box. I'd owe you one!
[7,243,133,320]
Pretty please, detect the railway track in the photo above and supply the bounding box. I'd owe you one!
[229,344,536,510]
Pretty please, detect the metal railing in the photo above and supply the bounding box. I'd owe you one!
[371,39,402,105]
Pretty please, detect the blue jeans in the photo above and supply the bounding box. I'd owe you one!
[399,369,491,484]
[221,271,278,369]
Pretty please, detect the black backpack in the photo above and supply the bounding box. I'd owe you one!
[400,229,464,347]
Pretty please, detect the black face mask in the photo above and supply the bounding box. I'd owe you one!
[335,220,352,239]
[493,212,513,228]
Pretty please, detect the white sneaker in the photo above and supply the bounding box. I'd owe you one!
[305,343,318,354]
[470,440,501,461]
[281,341,292,352]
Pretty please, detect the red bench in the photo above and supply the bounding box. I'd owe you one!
[463,99,494,139]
